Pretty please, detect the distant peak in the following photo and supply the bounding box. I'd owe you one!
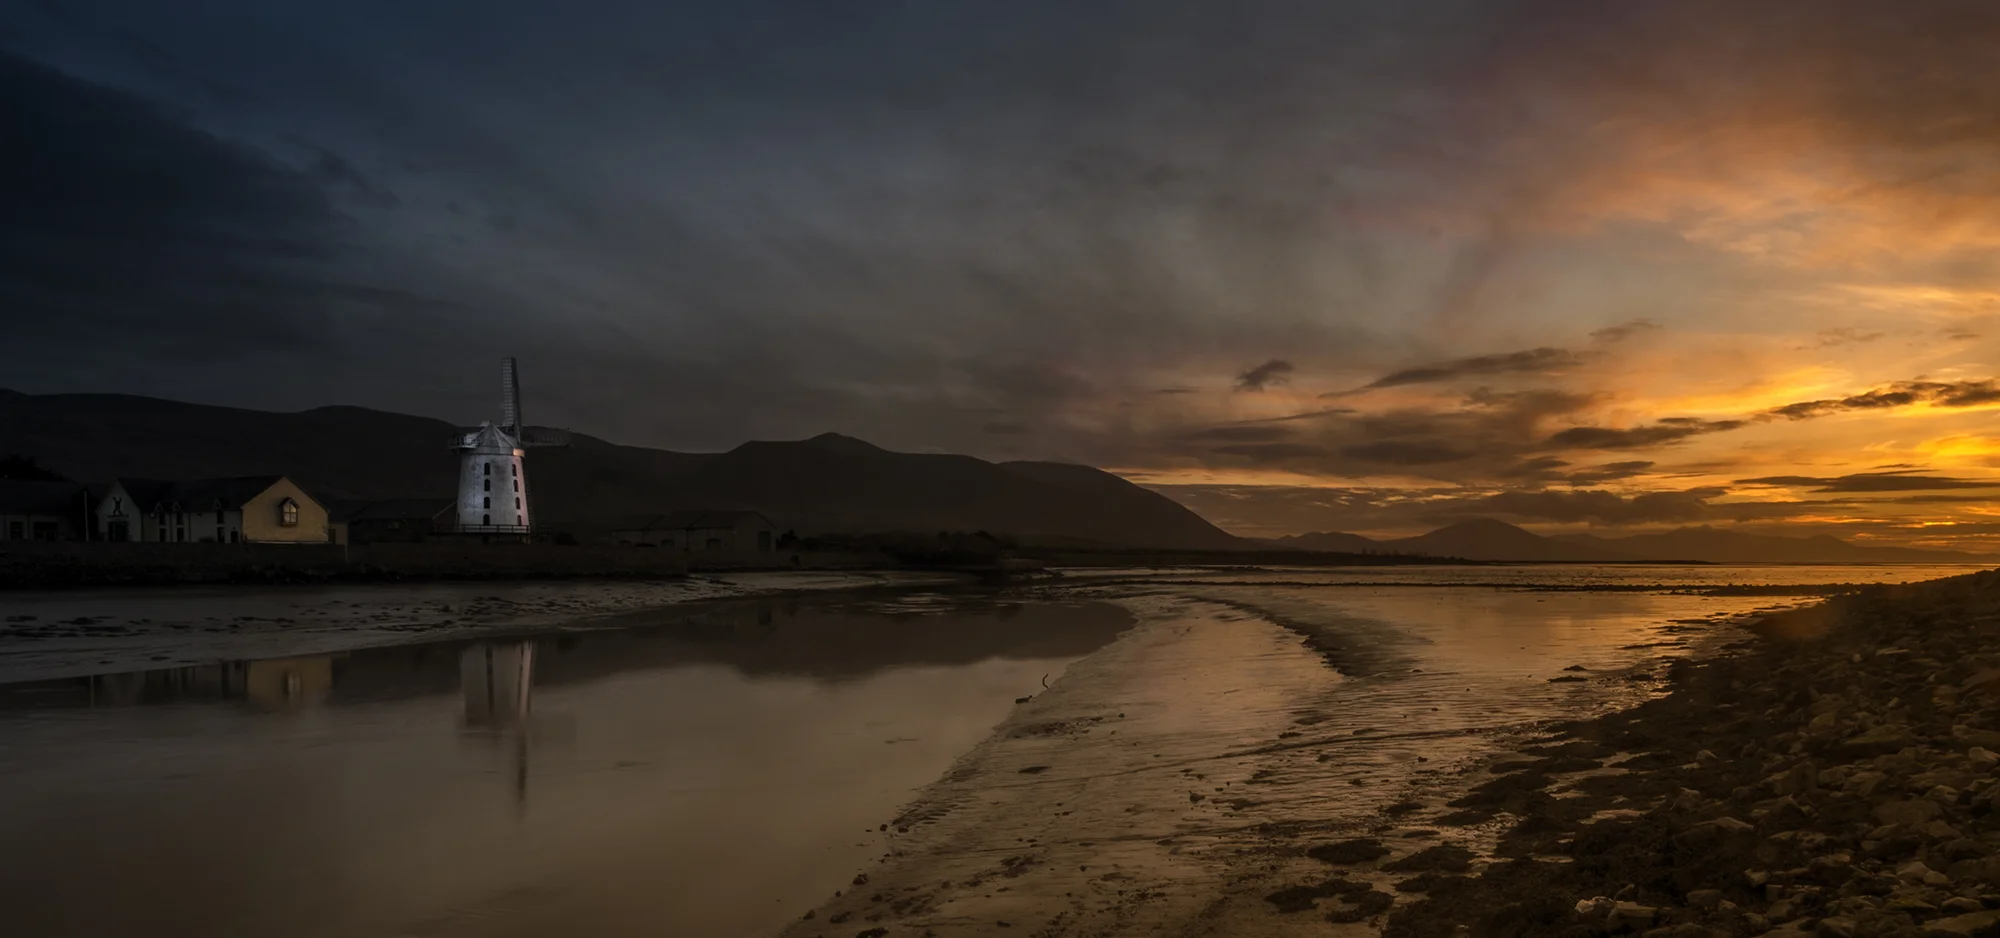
[801,432,886,454]
[1440,517,1528,533]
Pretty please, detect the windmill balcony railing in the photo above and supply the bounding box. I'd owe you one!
[444,523,534,535]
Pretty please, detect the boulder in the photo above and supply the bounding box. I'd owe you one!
[1607,902,1658,931]
[1921,909,2000,935]
[1841,725,1917,757]
[1874,800,1944,827]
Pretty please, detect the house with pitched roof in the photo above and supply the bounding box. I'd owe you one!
[95,476,337,544]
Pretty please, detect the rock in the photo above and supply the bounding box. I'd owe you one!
[1921,820,1965,841]
[1774,762,1821,796]
[1846,771,1890,797]
[1767,897,1799,921]
[1642,925,1713,938]
[1921,909,2000,934]
[1841,724,1916,757]
[1607,902,1658,931]
[1941,839,1988,862]
[1941,896,1985,914]
[1874,800,1945,827]
[1577,897,1616,918]
[1687,889,1724,909]
[1928,785,1964,807]
[1817,916,1857,938]
[1969,747,2000,770]
[1306,839,1390,865]
[1897,860,1936,883]
[1697,750,1720,764]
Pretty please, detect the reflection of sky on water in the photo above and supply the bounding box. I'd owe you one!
[0,598,1130,938]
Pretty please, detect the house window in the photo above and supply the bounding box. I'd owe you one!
[229,530,240,544]
[215,526,224,542]
[279,499,299,527]
[5,521,19,540]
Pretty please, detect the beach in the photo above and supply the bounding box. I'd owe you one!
[0,564,1990,938]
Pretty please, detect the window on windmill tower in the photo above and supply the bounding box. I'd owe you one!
[484,463,491,477]
[484,478,490,492]
[483,497,490,509]
[279,499,299,527]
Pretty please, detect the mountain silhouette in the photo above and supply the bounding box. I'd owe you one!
[1550,527,1984,564]
[1275,519,1991,563]
[0,390,1238,548]
[1380,518,1626,562]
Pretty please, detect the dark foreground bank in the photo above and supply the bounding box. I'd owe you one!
[1371,568,2000,938]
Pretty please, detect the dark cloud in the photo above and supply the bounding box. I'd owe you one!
[1588,319,1661,344]
[1810,327,1884,349]
[1735,472,1998,493]
[1337,440,1475,466]
[1474,487,1723,524]
[0,49,339,345]
[1234,359,1295,392]
[1209,442,1330,461]
[1563,460,1656,485]
[1187,425,1298,443]
[1767,381,2000,420]
[1543,419,1747,450]
[1359,347,1588,390]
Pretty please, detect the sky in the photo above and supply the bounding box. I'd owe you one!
[5,1,2000,548]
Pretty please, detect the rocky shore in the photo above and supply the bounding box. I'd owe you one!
[1378,568,2000,938]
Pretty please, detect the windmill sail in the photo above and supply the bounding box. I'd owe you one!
[501,357,522,432]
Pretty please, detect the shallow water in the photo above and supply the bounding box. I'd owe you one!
[0,597,1131,938]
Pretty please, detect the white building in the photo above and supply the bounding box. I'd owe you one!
[95,476,337,543]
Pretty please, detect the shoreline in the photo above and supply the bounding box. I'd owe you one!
[773,578,1788,937]
[0,570,970,684]
[1368,567,2000,938]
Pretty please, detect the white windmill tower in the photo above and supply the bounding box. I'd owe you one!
[451,358,569,535]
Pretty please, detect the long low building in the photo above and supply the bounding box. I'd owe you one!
[610,510,779,552]
[96,476,338,544]
[0,480,94,541]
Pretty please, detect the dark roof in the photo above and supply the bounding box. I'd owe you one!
[331,498,455,523]
[614,510,774,532]
[111,476,292,512]
[0,480,90,515]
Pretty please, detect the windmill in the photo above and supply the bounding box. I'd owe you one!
[450,358,569,534]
